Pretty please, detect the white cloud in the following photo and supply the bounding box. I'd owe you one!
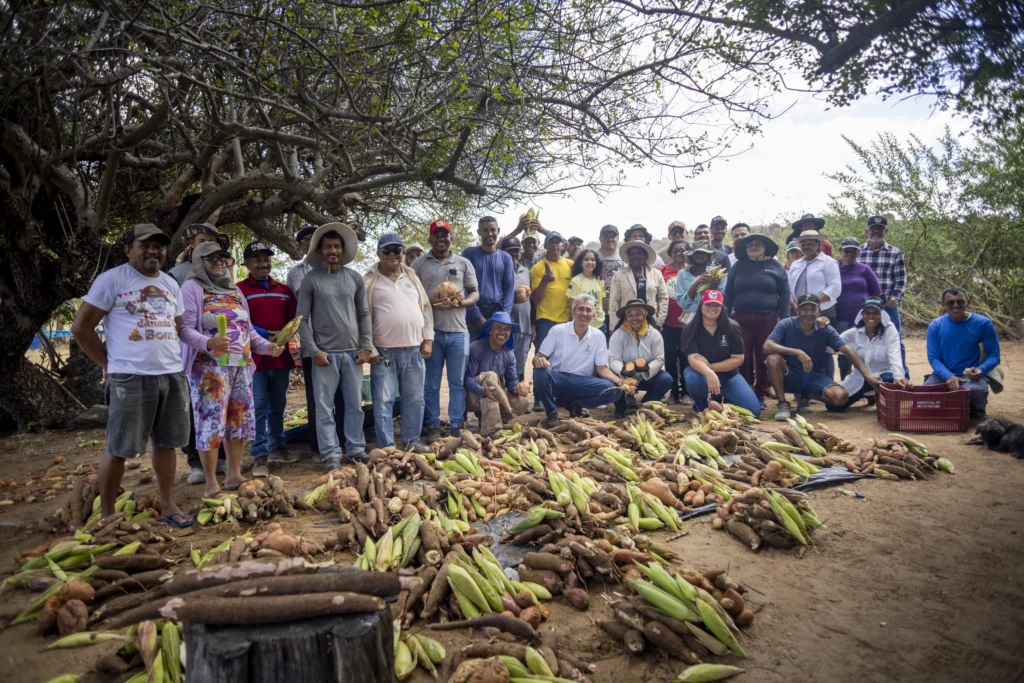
[484,91,970,242]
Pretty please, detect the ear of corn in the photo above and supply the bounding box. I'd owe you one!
[676,664,746,682]
[414,634,446,664]
[395,639,415,681]
[525,646,554,676]
[498,655,530,677]
[448,565,491,614]
[162,621,183,683]
[406,635,437,678]
[276,316,303,344]
[696,600,746,657]
[47,632,127,649]
[630,579,699,622]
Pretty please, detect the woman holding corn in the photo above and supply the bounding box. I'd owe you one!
[180,242,284,498]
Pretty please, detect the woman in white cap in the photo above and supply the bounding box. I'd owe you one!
[827,297,910,412]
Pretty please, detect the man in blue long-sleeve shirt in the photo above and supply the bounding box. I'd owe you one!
[924,287,1000,418]
[465,312,531,435]
[462,216,515,337]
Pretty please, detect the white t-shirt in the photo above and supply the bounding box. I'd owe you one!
[82,264,184,376]
[538,321,609,376]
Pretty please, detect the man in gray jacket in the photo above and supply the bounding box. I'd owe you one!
[296,223,373,470]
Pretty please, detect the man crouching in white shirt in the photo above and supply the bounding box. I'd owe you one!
[532,293,624,428]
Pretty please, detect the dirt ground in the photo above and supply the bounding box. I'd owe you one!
[1,334,1023,683]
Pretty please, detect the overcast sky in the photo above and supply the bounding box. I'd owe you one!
[482,90,970,244]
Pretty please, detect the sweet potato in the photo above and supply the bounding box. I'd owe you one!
[640,477,680,507]
[420,551,457,619]
[563,587,589,610]
[60,580,96,604]
[57,599,89,635]
[523,552,573,573]
[598,619,645,653]
[430,614,538,642]
[517,566,562,595]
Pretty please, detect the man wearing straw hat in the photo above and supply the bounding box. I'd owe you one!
[296,223,373,471]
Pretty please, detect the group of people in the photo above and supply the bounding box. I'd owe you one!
[69,211,1002,526]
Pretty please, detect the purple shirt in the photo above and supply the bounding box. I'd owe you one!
[836,262,881,324]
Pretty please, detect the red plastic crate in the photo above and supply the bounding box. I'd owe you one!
[876,382,970,432]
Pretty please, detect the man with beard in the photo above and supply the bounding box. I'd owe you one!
[296,224,374,471]
[462,216,515,337]
[72,224,192,525]
[238,241,298,477]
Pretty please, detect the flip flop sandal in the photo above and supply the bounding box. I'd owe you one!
[158,512,195,528]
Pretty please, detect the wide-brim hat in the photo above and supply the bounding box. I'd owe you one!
[791,213,826,232]
[616,298,656,320]
[734,234,779,260]
[795,229,824,243]
[685,239,716,256]
[306,222,358,268]
[618,240,656,265]
[477,311,520,349]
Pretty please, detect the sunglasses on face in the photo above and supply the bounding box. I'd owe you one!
[203,255,235,266]
[381,245,404,256]
[944,299,967,306]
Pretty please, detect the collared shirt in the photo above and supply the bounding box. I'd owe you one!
[788,253,842,306]
[286,259,313,298]
[412,251,478,333]
[840,313,905,395]
[465,339,519,397]
[369,270,424,348]
[531,257,573,323]
[538,321,609,377]
[857,242,906,303]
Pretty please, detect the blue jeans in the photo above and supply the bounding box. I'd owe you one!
[924,373,989,416]
[534,367,621,416]
[371,347,425,448]
[534,319,559,355]
[885,303,910,376]
[251,368,291,459]
[615,371,674,414]
[827,372,893,412]
[312,352,366,459]
[424,330,468,429]
[683,368,762,417]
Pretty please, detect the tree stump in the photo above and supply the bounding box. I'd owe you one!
[184,608,394,683]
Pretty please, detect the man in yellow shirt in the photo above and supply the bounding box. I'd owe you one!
[531,231,573,356]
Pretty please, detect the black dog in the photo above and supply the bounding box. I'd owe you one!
[966,417,1024,460]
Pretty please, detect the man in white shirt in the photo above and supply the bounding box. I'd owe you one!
[787,229,842,321]
[71,224,192,526]
[532,293,624,428]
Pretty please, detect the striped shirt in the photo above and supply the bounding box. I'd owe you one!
[858,242,906,303]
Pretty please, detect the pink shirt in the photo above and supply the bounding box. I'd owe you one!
[370,271,424,348]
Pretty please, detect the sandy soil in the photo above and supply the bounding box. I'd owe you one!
[1,335,1023,683]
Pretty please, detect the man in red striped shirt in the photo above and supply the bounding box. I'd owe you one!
[238,242,298,477]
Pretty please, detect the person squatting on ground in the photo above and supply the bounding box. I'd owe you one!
[828,297,911,413]
[412,219,480,439]
[296,223,373,471]
[682,290,762,417]
[237,241,299,478]
[533,294,625,428]
[608,299,674,418]
[72,224,193,526]
[924,287,1001,418]
[465,312,532,436]
[501,236,535,380]
[764,294,876,421]
[724,233,791,409]
[609,238,668,329]
[364,233,434,454]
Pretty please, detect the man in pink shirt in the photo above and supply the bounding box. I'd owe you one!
[364,233,434,452]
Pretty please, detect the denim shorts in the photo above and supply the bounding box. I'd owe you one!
[106,372,190,458]
[782,366,839,397]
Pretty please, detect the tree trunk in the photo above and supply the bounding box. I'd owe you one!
[184,609,394,683]
[0,356,82,430]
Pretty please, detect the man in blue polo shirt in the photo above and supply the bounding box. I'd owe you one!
[764,294,876,420]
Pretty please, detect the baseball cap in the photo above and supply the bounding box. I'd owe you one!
[599,224,619,236]
[796,294,820,308]
[568,236,583,244]
[668,221,687,235]
[862,296,884,311]
[295,225,317,242]
[127,223,171,245]
[786,241,801,253]
[243,242,275,260]
[500,236,522,251]
[840,236,860,251]
[867,215,888,228]
[701,290,724,305]
[377,233,403,250]
[710,215,727,227]
[521,234,538,244]
[545,231,564,243]
[429,219,452,234]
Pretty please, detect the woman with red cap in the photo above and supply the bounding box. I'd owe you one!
[681,290,761,416]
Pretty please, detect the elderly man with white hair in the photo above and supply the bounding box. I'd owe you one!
[532,293,624,428]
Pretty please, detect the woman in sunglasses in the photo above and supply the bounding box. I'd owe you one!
[179,242,285,498]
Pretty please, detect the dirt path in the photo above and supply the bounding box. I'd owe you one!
[1,336,1022,683]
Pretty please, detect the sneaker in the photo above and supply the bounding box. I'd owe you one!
[568,402,582,418]
[797,397,811,413]
[186,467,206,485]
[759,396,768,412]
[345,451,368,464]
[324,457,342,473]
[533,400,544,413]
[406,440,431,454]
[543,414,560,429]
[774,401,792,422]
[580,408,591,418]
[422,425,441,443]
[268,449,299,464]
[251,461,269,478]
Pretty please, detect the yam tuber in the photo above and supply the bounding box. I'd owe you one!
[158,592,384,624]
